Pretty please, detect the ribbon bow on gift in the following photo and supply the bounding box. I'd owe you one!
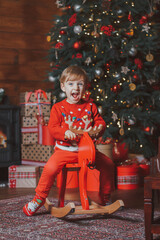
[26,89,48,103]
[25,89,48,117]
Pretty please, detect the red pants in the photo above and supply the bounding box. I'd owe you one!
[36,147,115,204]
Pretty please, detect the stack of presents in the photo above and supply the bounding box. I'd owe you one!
[9,89,54,188]
[8,89,150,190]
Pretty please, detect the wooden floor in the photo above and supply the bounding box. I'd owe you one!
[0,186,145,209]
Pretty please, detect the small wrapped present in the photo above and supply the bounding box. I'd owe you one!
[8,165,39,188]
[22,116,50,128]
[20,89,51,116]
[21,127,38,145]
[22,116,38,127]
[21,144,54,163]
[117,165,139,190]
[21,116,51,145]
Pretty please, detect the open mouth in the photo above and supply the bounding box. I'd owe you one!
[72,93,79,99]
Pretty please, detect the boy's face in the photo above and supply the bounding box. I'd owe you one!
[61,77,86,104]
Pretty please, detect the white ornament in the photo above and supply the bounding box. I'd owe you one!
[121,66,130,74]
[48,76,56,82]
[85,57,92,65]
[0,88,4,93]
[73,25,82,34]
[147,79,156,85]
[59,92,66,98]
[142,24,150,33]
[74,4,82,12]
[112,112,118,121]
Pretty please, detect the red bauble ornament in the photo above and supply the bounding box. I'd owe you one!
[133,74,139,81]
[144,127,150,132]
[60,30,66,35]
[112,142,128,163]
[111,84,121,93]
[73,41,82,50]
[105,62,111,70]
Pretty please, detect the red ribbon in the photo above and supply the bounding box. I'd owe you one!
[25,89,49,117]
[26,89,48,103]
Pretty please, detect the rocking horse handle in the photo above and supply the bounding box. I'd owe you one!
[69,124,103,136]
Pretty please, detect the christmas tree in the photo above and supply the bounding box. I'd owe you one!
[46,0,160,158]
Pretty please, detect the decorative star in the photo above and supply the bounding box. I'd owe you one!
[142,24,150,33]
[147,79,156,85]
[112,112,118,121]
[121,66,130,74]
[55,0,65,8]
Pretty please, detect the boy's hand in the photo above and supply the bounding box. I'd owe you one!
[86,124,103,138]
[64,130,77,140]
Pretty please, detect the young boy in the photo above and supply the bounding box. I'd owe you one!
[23,66,115,216]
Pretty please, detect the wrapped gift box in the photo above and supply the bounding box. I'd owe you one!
[21,127,38,145]
[21,144,54,162]
[117,165,139,190]
[22,116,50,127]
[21,116,51,145]
[20,90,51,116]
[8,165,39,188]
[22,116,38,127]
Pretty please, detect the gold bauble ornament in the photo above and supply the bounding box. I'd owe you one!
[119,128,124,135]
[129,83,136,91]
[47,35,51,42]
[94,44,99,53]
[146,53,154,62]
[91,31,100,38]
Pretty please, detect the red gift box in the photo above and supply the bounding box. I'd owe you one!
[8,165,39,188]
[21,127,38,145]
[20,89,51,117]
[117,165,139,190]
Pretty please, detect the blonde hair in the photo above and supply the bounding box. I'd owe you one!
[60,66,88,84]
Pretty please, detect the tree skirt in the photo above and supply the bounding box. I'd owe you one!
[0,195,159,240]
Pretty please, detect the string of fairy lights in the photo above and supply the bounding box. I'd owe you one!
[46,0,159,155]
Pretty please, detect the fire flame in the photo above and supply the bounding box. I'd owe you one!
[0,130,7,148]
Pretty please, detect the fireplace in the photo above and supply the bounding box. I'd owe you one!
[0,105,21,167]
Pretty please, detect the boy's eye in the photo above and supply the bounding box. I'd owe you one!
[68,82,73,86]
[78,82,83,86]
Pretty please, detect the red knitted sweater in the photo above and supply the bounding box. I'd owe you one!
[48,99,106,149]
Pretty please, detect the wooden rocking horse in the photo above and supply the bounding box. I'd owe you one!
[44,126,124,218]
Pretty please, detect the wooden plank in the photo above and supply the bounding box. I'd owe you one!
[0,65,51,81]
[0,0,60,20]
[0,49,18,65]
[1,81,54,105]
[0,16,53,34]
[1,81,54,92]
[0,32,50,50]
[0,49,50,65]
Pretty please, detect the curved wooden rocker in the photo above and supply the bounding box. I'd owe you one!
[44,130,124,218]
